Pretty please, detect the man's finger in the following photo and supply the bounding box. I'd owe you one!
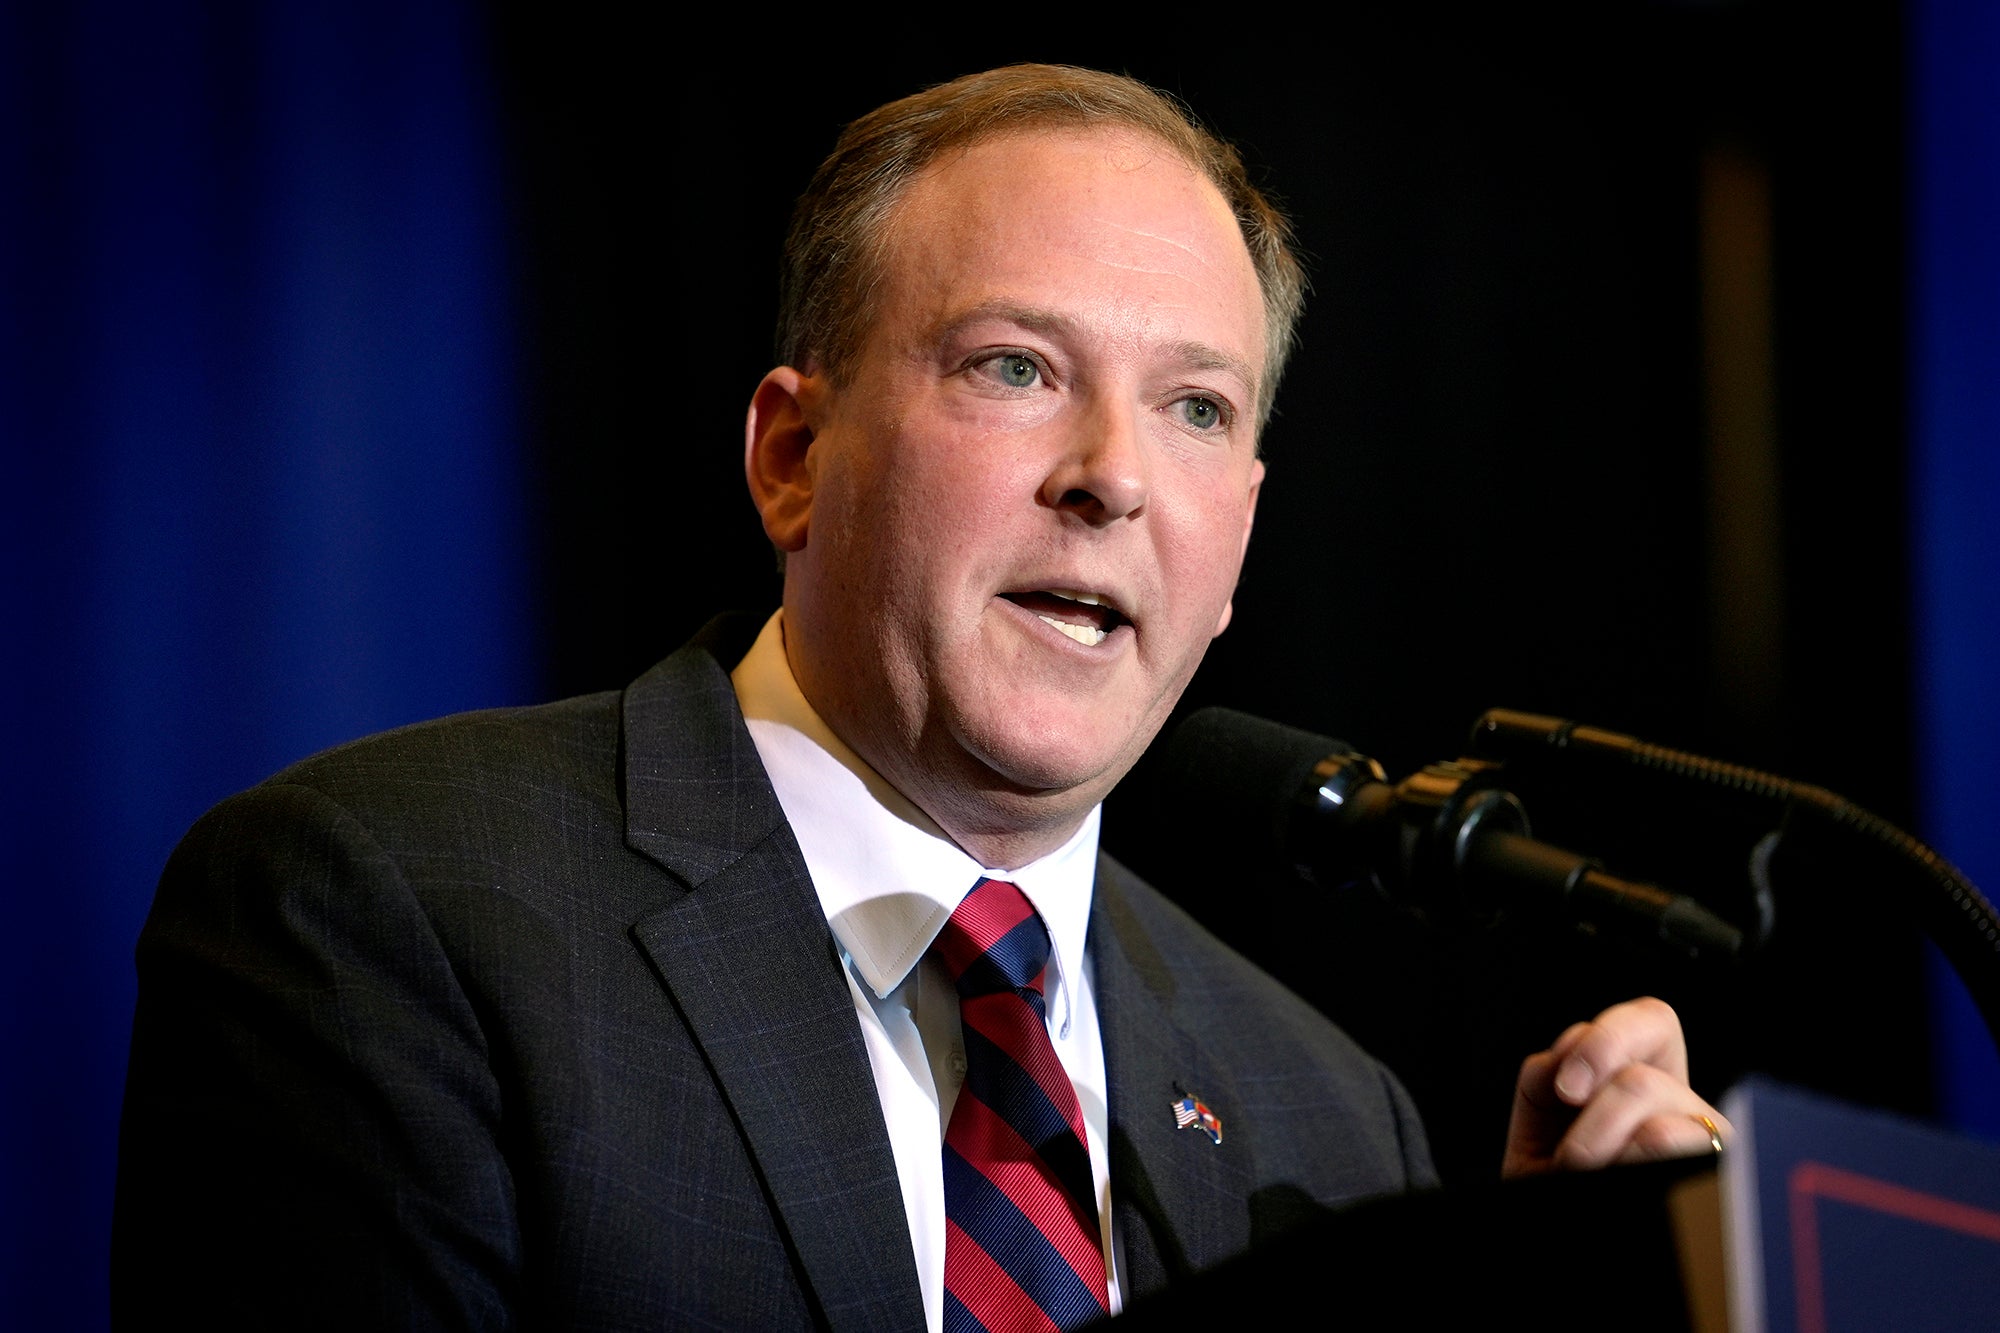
[1549,996,1688,1106]
[1549,1061,1726,1170]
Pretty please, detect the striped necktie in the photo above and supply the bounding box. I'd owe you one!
[932,877,1109,1332]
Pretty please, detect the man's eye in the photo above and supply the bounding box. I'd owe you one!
[1177,396,1225,430]
[983,354,1040,388]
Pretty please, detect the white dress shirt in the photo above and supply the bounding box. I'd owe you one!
[731,611,1121,1331]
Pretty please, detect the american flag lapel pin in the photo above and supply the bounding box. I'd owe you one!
[1171,1091,1223,1146]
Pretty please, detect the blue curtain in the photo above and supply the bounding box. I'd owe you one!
[1912,0,2000,1141]
[5,5,1997,1327]
[1,4,534,1326]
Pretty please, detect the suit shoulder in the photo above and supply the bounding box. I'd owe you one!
[159,688,636,912]
[272,690,621,797]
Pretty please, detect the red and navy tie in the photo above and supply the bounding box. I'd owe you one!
[932,878,1110,1332]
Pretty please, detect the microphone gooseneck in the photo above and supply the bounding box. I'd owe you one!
[1152,708,1747,964]
[1467,708,2000,1048]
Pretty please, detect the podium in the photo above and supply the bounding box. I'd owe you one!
[1117,1080,2000,1331]
[1719,1078,2000,1333]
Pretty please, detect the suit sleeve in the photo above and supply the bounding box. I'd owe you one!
[1381,1054,1440,1192]
[113,782,520,1331]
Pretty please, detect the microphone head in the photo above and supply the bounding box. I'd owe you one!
[1145,707,1359,868]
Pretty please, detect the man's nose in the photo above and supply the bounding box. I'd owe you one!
[1039,395,1148,525]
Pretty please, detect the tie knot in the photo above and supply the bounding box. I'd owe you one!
[932,878,1051,1000]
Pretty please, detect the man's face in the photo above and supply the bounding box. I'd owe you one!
[753,126,1267,865]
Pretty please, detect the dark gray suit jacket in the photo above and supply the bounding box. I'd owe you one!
[114,621,1434,1330]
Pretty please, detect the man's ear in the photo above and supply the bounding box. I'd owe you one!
[744,367,822,553]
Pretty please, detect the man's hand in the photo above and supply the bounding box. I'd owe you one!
[1502,996,1729,1178]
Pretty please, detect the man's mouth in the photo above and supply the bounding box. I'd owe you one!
[1000,589,1128,647]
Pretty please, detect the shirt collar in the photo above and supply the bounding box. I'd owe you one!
[731,611,1099,1030]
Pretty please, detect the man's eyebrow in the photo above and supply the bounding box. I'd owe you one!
[929,299,1079,344]
[1160,340,1259,394]
[930,299,1261,396]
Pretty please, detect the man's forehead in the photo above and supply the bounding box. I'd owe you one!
[870,126,1265,363]
[891,124,1227,234]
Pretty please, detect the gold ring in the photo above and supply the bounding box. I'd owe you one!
[1695,1114,1723,1154]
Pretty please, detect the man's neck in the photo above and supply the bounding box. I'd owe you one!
[742,610,1098,870]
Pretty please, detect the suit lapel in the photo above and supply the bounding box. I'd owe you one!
[620,631,923,1333]
[1091,858,1255,1297]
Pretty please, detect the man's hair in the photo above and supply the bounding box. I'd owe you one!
[776,64,1306,430]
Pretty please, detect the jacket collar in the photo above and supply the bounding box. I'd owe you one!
[616,621,1248,1319]
[1092,856,1256,1296]
[619,621,925,1333]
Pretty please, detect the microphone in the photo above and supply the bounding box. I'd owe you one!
[1148,707,1746,963]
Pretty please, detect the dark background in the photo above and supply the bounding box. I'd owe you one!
[491,9,1925,1181]
[10,5,1995,1326]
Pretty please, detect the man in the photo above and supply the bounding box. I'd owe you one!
[115,65,1726,1330]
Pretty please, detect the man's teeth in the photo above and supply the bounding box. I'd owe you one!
[1039,616,1108,646]
[1051,590,1102,606]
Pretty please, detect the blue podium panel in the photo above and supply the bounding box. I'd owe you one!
[1724,1078,2000,1333]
